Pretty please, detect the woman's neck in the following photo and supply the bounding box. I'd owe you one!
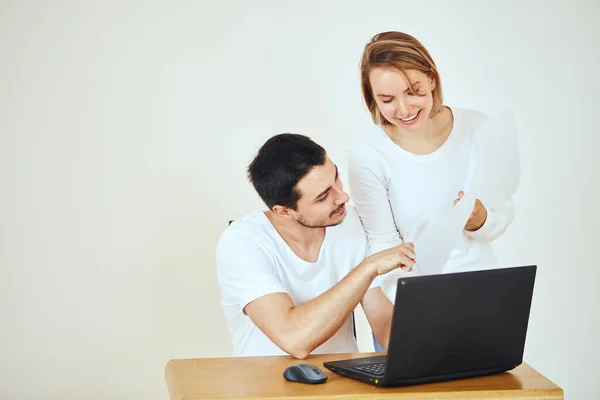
[384,107,454,155]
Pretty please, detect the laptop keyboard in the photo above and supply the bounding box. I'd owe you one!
[353,362,386,377]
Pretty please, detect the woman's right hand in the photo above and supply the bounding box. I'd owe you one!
[365,242,416,275]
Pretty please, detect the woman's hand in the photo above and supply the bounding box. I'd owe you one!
[454,191,488,231]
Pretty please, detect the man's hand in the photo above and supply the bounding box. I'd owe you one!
[364,242,416,275]
[454,191,488,231]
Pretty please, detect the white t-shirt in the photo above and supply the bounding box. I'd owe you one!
[348,107,515,302]
[216,204,369,357]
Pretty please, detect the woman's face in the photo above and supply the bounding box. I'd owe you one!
[369,67,436,132]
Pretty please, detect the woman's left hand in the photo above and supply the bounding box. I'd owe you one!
[453,191,488,231]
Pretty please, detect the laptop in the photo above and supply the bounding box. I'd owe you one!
[323,265,537,387]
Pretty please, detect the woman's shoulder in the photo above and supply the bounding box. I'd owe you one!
[450,106,489,131]
[350,125,388,156]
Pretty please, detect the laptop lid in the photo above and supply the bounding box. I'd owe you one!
[384,265,537,382]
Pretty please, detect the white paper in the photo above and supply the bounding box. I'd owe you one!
[413,195,475,276]
[465,110,520,208]
[411,110,520,276]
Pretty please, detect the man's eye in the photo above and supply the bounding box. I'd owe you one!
[317,195,328,202]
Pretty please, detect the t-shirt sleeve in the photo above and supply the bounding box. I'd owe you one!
[216,229,287,312]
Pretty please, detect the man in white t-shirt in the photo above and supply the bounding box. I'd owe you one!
[216,134,417,358]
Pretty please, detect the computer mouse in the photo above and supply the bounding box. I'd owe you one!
[283,363,328,384]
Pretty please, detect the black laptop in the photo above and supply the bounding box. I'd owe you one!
[324,265,537,387]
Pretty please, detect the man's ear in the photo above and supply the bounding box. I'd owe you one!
[272,205,293,218]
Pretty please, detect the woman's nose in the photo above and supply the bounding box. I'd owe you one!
[396,97,409,115]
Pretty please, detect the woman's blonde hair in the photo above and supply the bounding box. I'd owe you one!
[360,31,443,125]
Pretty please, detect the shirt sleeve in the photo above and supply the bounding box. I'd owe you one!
[348,147,403,256]
[465,197,515,242]
[216,229,287,312]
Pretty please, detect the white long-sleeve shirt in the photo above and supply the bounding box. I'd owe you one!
[348,107,515,302]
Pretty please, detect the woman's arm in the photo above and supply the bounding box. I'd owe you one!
[464,197,515,242]
[348,149,402,255]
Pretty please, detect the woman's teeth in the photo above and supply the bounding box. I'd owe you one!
[399,111,419,122]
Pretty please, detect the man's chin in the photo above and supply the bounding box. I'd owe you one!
[297,212,346,229]
[325,219,344,228]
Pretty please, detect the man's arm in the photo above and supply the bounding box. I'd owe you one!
[360,287,394,351]
[244,243,415,359]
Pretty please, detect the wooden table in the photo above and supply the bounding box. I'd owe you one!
[165,352,563,399]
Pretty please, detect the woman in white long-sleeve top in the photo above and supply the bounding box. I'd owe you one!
[348,31,515,351]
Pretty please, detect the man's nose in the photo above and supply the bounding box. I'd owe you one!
[334,189,350,205]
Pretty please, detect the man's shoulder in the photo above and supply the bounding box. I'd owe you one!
[324,204,368,269]
[328,203,367,243]
[343,203,362,225]
[217,211,274,253]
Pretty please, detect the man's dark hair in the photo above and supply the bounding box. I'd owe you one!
[247,133,326,210]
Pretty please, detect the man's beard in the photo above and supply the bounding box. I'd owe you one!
[295,205,346,228]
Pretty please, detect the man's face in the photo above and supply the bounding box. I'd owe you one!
[289,156,350,228]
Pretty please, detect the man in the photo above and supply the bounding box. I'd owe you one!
[216,133,416,358]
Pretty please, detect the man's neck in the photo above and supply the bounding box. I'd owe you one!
[265,211,325,263]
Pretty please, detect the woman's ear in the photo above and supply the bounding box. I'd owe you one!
[429,74,437,91]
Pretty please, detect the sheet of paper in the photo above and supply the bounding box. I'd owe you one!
[412,195,475,276]
[465,110,520,208]
[411,111,520,276]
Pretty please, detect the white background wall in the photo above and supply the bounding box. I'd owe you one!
[1,1,598,399]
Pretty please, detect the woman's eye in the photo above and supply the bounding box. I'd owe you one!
[382,99,393,104]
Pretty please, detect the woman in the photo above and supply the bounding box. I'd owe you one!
[348,31,515,351]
